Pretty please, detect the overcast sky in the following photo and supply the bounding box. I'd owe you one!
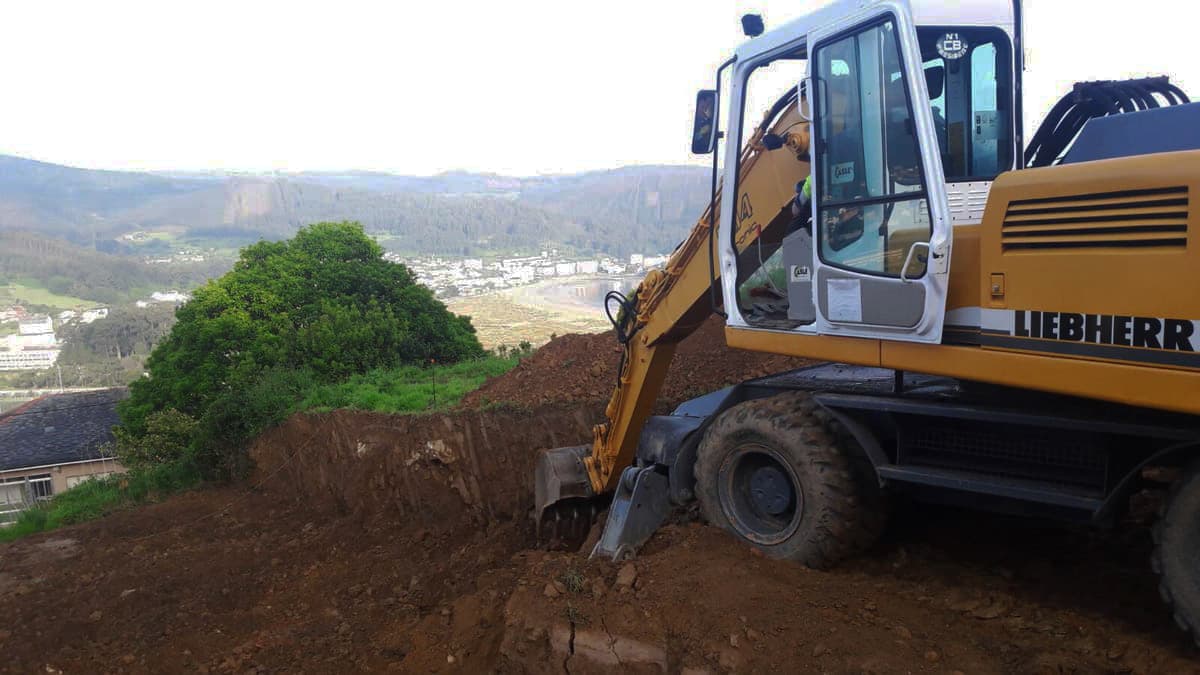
[0,0,1190,176]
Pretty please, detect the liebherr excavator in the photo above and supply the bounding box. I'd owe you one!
[535,0,1200,641]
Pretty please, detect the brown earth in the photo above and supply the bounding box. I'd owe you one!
[462,316,813,408]
[1,331,1198,672]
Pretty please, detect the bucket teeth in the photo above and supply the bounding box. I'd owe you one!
[536,500,597,551]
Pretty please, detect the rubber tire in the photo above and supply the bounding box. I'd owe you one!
[1152,459,1200,647]
[694,391,886,569]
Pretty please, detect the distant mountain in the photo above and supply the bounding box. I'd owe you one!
[520,165,710,253]
[0,154,710,257]
[0,155,211,248]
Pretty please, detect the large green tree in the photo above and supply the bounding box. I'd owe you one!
[119,221,483,445]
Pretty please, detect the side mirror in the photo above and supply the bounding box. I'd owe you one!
[691,90,718,155]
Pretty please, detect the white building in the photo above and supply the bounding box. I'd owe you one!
[555,262,577,277]
[5,333,56,350]
[150,291,190,304]
[577,260,599,275]
[629,254,645,267]
[644,254,670,269]
[18,316,53,336]
[81,308,109,324]
[0,315,58,371]
[506,267,536,284]
[600,259,626,275]
[0,349,59,371]
[463,258,484,271]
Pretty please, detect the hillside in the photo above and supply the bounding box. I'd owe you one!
[0,329,1193,672]
[0,155,210,249]
[0,154,709,257]
[0,231,225,306]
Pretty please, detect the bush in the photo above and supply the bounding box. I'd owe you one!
[113,408,198,470]
[190,368,318,479]
[118,222,485,478]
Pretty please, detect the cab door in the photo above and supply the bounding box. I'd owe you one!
[806,4,951,342]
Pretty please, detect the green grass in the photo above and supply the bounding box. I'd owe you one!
[0,281,97,311]
[296,356,519,414]
[0,460,202,542]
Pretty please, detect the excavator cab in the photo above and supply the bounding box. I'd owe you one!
[720,1,1023,338]
[722,0,961,345]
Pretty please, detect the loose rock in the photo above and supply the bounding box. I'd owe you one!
[615,563,638,589]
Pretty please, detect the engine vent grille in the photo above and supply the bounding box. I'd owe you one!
[1001,186,1189,252]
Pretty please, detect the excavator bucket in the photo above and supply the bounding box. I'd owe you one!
[533,445,598,547]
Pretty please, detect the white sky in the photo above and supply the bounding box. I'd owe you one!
[0,0,1192,176]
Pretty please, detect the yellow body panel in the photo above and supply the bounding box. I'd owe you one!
[580,101,1200,496]
[725,328,1199,416]
[979,152,1198,319]
[727,150,1200,417]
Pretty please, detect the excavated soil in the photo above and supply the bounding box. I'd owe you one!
[1,331,1198,672]
[462,316,813,408]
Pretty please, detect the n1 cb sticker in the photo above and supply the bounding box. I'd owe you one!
[936,32,968,60]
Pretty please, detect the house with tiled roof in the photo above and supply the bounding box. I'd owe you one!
[0,388,128,524]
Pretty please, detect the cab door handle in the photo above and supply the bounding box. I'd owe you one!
[900,242,931,283]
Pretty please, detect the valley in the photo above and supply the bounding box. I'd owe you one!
[447,275,639,349]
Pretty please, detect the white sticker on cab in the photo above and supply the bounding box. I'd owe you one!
[827,278,863,323]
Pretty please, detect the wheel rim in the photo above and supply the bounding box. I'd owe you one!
[717,442,803,546]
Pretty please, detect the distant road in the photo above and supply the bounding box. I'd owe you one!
[0,387,108,398]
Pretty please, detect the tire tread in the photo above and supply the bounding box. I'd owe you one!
[694,391,886,569]
[1152,460,1200,648]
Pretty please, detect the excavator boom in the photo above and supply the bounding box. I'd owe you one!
[534,95,813,548]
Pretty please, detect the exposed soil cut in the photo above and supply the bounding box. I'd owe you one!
[1,400,1197,673]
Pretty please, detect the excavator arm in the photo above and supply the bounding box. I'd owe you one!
[534,96,814,550]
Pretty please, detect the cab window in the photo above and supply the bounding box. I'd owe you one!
[918,27,1014,180]
[813,18,932,278]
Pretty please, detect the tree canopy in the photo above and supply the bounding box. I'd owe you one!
[119,222,484,462]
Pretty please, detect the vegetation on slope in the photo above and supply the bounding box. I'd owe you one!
[297,350,528,413]
[1,223,523,541]
[0,460,200,543]
[118,221,485,478]
[1,354,525,542]
[0,231,227,305]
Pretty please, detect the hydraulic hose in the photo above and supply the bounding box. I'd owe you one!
[1025,77,1190,168]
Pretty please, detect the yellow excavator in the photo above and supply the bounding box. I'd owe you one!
[535,0,1200,643]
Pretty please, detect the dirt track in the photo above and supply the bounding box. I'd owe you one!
[1,325,1198,673]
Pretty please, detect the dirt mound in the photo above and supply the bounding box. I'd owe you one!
[462,316,813,408]
[2,403,1197,672]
